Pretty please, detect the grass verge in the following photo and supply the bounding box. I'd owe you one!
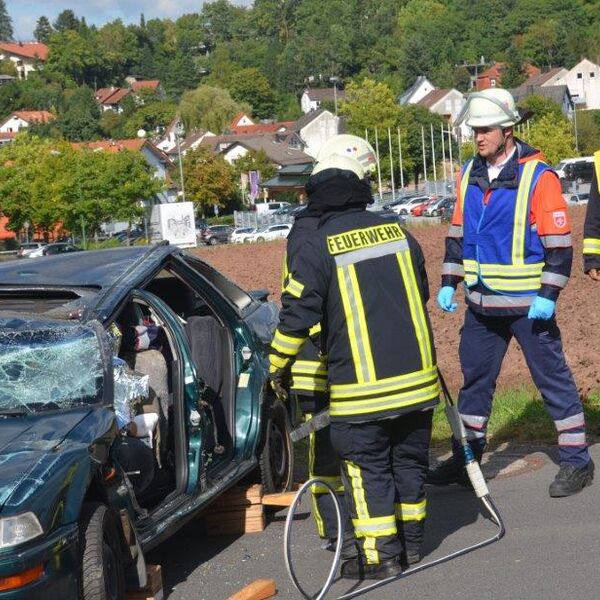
[432,387,600,448]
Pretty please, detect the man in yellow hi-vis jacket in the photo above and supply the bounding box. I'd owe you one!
[583,151,600,280]
[269,134,438,581]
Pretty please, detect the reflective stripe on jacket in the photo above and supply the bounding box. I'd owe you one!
[270,211,439,423]
[462,159,549,296]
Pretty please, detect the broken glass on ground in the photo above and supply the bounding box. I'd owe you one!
[0,317,104,415]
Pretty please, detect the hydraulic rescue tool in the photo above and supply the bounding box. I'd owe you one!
[284,369,506,599]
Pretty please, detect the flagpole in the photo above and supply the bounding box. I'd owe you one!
[397,127,404,190]
[430,123,437,183]
[388,127,395,201]
[441,123,447,182]
[374,127,383,201]
[448,127,454,187]
[421,126,428,185]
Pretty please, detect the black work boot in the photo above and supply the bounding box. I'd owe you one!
[323,535,359,560]
[340,556,402,580]
[400,546,422,569]
[549,460,594,497]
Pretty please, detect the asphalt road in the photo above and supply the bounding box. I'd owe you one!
[148,442,600,600]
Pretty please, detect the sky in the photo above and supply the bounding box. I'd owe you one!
[6,0,253,41]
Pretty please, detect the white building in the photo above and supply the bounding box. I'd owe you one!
[0,110,55,144]
[553,59,600,110]
[300,87,346,114]
[0,42,48,79]
[292,109,340,158]
[398,76,436,106]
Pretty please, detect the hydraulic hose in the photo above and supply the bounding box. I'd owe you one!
[283,369,506,599]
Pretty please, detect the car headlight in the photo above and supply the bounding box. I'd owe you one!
[0,512,44,549]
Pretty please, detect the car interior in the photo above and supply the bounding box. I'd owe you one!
[110,267,237,510]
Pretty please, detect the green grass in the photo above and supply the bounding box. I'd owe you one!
[431,387,600,448]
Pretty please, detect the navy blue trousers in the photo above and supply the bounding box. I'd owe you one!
[456,308,589,466]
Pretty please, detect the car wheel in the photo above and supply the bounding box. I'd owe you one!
[256,236,265,243]
[259,400,294,494]
[209,237,218,246]
[432,209,438,217]
[79,502,125,600]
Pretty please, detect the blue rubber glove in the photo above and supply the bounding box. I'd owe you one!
[527,296,555,320]
[437,286,458,312]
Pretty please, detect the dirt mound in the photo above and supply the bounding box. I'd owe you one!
[195,206,598,396]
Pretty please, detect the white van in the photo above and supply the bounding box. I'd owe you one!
[555,156,594,181]
[253,201,291,214]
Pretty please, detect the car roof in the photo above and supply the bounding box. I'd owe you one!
[0,246,174,288]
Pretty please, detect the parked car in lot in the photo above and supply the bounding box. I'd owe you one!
[201,225,234,245]
[0,244,293,599]
[273,204,299,215]
[16,242,45,258]
[392,195,431,215]
[229,227,256,243]
[410,198,435,217]
[244,223,292,242]
[424,196,456,217]
[565,192,589,205]
[26,242,81,258]
[252,201,292,215]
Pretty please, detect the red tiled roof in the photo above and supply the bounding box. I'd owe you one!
[0,42,49,61]
[72,139,147,153]
[131,80,160,91]
[95,87,131,105]
[230,123,294,135]
[13,110,55,123]
[231,112,253,127]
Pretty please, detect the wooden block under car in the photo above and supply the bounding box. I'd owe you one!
[126,564,164,600]
[227,578,277,600]
[202,484,266,535]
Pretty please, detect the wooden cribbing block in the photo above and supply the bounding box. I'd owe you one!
[126,565,164,600]
[227,579,277,600]
[261,491,297,507]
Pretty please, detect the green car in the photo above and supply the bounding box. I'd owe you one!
[0,244,293,599]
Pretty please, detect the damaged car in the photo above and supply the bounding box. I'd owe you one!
[0,243,293,599]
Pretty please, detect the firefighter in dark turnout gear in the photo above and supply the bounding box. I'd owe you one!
[583,151,600,280]
[429,88,594,498]
[280,249,349,551]
[269,134,438,580]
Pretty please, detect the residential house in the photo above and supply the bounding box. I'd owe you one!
[398,76,436,106]
[228,112,294,135]
[202,131,312,168]
[0,74,16,86]
[292,108,340,158]
[95,87,132,112]
[476,62,540,90]
[301,87,346,114]
[416,88,470,138]
[551,58,600,110]
[166,128,215,159]
[510,83,574,118]
[0,110,55,145]
[0,42,48,79]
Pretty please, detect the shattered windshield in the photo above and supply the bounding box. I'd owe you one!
[0,318,104,415]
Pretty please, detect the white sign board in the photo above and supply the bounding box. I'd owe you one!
[150,202,197,248]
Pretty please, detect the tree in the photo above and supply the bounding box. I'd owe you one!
[339,79,400,135]
[232,149,276,183]
[182,146,238,215]
[46,30,102,85]
[0,0,12,41]
[501,41,528,89]
[58,86,102,141]
[53,10,80,33]
[518,94,564,122]
[34,16,53,43]
[576,109,600,156]
[179,85,250,132]
[229,67,276,119]
[521,113,577,165]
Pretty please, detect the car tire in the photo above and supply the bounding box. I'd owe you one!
[432,209,438,217]
[256,236,265,243]
[209,237,218,246]
[79,502,125,600]
[258,400,294,494]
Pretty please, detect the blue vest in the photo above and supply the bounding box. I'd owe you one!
[459,159,550,296]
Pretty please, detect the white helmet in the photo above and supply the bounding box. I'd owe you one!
[456,88,522,128]
[313,134,377,179]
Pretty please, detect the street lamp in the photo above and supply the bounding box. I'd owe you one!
[174,121,186,202]
[329,76,339,115]
[571,93,580,153]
